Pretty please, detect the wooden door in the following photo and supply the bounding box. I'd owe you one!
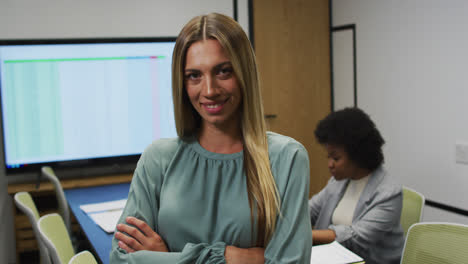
[253,0,331,196]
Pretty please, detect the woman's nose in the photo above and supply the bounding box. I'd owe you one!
[201,75,219,97]
[328,159,334,169]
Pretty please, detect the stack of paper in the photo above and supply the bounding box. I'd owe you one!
[311,241,364,264]
[80,199,127,233]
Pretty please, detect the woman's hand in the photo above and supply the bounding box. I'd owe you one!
[114,216,169,253]
[225,245,265,264]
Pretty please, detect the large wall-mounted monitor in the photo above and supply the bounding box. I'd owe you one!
[0,38,177,179]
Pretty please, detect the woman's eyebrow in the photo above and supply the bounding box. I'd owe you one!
[213,61,232,71]
[184,68,201,73]
[185,61,231,72]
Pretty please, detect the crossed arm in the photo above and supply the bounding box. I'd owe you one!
[115,216,265,264]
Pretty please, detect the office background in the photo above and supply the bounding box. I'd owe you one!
[332,0,468,225]
[1,0,467,262]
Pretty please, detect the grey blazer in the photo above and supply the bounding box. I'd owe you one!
[309,166,404,264]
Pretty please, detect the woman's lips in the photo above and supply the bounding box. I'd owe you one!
[202,99,227,114]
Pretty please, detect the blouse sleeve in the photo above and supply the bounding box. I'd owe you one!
[109,147,183,263]
[329,188,403,253]
[109,143,229,264]
[308,179,333,226]
[264,145,312,263]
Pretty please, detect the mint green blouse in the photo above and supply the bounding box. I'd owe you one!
[109,132,312,263]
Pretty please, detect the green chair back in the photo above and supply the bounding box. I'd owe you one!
[38,213,75,264]
[68,250,98,264]
[14,192,51,264]
[401,222,468,264]
[42,166,71,234]
[401,187,425,236]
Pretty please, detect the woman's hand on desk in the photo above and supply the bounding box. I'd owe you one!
[225,245,264,264]
[115,216,169,253]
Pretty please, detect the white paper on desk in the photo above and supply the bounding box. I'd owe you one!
[79,199,127,233]
[88,209,124,233]
[80,199,127,213]
[311,241,364,264]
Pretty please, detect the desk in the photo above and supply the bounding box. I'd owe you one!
[65,183,130,264]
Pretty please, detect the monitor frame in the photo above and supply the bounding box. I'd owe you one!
[0,37,177,178]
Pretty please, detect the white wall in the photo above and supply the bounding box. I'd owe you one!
[332,29,356,110]
[0,0,250,39]
[332,0,468,224]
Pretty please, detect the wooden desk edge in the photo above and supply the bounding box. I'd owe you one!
[7,173,133,194]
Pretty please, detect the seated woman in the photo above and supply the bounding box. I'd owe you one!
[309,107,404,264]
[109,13,312,264]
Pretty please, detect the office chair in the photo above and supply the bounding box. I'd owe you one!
[68,250,98,264]
[37,213,75,264]
[400,222,468,264]
[42,166,71,234]
[400,186,425,236]
[14,192,51,264]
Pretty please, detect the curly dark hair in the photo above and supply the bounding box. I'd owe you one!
[314,107,385,171]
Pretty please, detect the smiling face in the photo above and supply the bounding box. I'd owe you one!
[325,144,363,181]
[184,39,242,131]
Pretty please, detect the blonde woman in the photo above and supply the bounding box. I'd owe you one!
[110,13,311,263]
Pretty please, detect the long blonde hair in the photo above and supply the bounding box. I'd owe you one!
[172,13,280,245]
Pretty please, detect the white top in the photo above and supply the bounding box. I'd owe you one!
[332,175,370,226]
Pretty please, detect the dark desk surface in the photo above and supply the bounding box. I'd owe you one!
[65,183,130,264]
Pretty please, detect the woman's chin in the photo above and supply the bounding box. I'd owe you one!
[333,175,346,181]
